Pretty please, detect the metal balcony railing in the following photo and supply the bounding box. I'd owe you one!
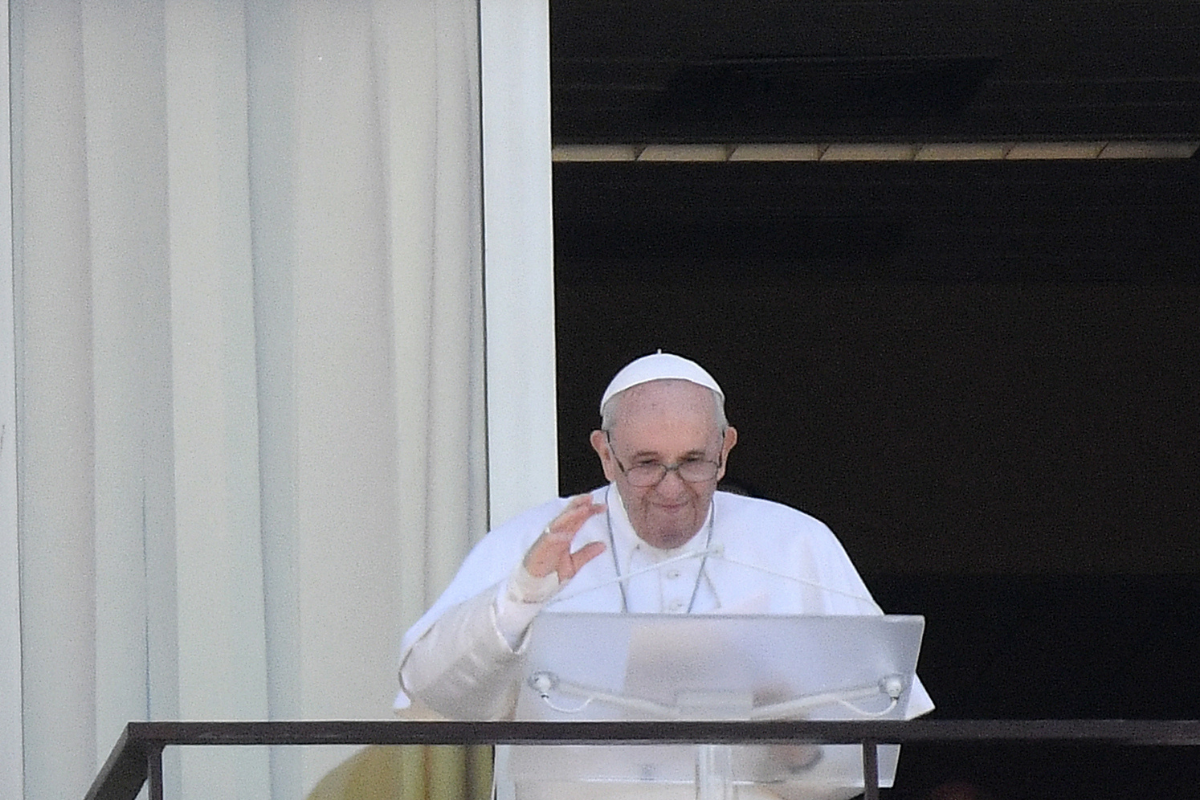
[84,719,1200,800]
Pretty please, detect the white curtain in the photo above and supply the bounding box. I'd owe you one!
[9,0,510,797]
[0,5,20,799]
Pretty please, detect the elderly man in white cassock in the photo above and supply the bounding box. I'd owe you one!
[396,353,933,778]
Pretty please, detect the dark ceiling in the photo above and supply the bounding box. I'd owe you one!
[549,0,1200,281]
[550,0,1200,143]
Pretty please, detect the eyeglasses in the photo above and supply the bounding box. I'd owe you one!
[605,432,724,488]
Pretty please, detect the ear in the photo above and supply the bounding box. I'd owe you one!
[716,426,738,481]
[590,429,620,483]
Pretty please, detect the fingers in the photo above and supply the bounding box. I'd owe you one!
[523,495,607,579]
[568,540,607,577]
[552,493,607,533]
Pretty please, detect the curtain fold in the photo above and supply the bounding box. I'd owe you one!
[13,1,100,794]
[13,1,488,798]
[0,4,20,792]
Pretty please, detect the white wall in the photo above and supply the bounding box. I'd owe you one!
[481,0,560,526]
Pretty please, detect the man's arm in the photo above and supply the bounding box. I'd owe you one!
[398,494,607,719]
[399,586,526,719]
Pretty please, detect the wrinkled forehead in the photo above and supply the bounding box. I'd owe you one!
[605,379,723,435]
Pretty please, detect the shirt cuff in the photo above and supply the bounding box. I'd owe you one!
[494,562,560,649]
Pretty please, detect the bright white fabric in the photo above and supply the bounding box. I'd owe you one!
[398,485,934,720]
[600,352,724,413]
[12,1,491,798]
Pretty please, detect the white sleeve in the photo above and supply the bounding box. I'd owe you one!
[398,563,562,720]
[398,587,526,720]
[494,561,560,647]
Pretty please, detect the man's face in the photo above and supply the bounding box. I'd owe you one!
[589,380,737,549]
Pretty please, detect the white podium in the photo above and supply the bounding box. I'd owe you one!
[500,613,928,800]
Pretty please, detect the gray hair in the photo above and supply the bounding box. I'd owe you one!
[600,381,728,433]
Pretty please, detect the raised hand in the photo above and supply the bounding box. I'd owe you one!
[522,494,608,583]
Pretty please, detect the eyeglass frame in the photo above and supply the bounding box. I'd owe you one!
[603,430,726,488]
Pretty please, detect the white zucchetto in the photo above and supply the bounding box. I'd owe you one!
[599,352,724,415]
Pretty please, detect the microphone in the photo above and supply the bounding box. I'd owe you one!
[703,544,884,614]
[526,667,906,719]
[528,670,681,716]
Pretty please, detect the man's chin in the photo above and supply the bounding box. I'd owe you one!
[654,533,695,549]
[642,518,701,549]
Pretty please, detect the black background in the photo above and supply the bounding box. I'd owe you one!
[548,2,1200,795]
[553,163,1200,799]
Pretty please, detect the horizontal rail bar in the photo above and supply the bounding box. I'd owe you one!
[86,719,1200,800]
[119,718,1200,746]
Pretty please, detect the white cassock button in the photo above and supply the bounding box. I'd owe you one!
[667,599,684,612]
[666,569,681,580]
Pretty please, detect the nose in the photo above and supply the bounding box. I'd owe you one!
[654,466,690,496]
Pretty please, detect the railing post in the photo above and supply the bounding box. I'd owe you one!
[862,738,879,800]
[146,745,164,800]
